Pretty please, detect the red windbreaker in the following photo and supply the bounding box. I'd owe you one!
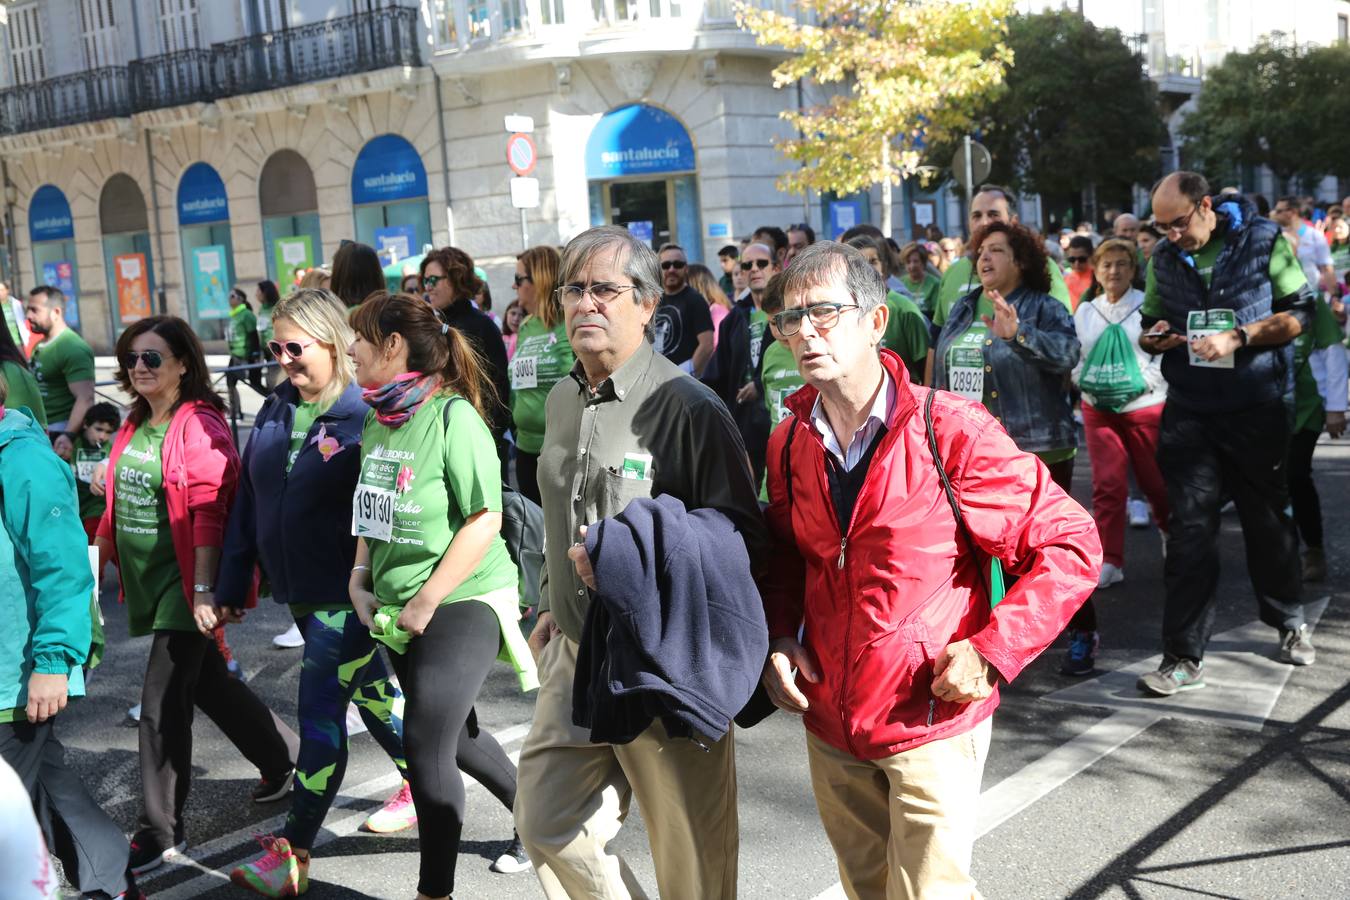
[762,351,1101,760]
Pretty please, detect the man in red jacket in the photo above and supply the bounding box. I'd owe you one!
[760,241,1101,899]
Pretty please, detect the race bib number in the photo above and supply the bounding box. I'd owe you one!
[511,354,538,390]
[75,449,100,484]
[947,345,985,402]
[749,333,764,369]
[1187,308,1236,369]
[353,456,398,542]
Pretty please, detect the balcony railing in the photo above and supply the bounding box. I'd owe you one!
[216,7,421,97]
[0,66,132,135]
[0,7,421,134]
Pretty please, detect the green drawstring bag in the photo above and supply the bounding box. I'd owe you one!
[1079,305,1148,413]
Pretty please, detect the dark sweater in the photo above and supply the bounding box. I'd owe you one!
[575,494,769,745]
[442,297,512,438]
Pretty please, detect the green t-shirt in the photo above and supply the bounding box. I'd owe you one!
[745,308,770,386]
[288,400,326,472]
[114,422,196,636]
[1142,232,1309,318]
[882,290,930,374]
[759,339,807,503]
[257,303,277,348]
[902,274,941,318]
[934,257,1072,327]
[1293,297,1345,433]
[74,436,109,520]
[228,303,258,358]
[510,317,575,454]
[30,328,95,425]
[1,360,47,427]
[358,394,517,607]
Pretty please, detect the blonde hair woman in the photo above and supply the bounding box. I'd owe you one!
[217,289,418,895]
[688,262,733,345]
[509,245,573,502]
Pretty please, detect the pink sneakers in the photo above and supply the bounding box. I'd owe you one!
[229,834,308,897]
[362,780,418,833]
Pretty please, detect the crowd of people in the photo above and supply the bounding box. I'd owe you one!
[0,168,1345,900]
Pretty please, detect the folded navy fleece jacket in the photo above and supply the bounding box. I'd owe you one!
[573,494,770,745]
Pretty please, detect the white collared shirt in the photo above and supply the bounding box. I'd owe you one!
[810,370,896,471]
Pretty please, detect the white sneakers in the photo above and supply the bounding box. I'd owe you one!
[1127,498,1151,528]
[272,623,305,649]
[1097,562,1125,589]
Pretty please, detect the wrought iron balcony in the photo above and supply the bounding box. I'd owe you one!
[216,6,421,97]
[0,66,132,135]
[128,49,216,113]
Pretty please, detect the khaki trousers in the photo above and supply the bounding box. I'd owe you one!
[807,717,993,900]
[514,635,739,900]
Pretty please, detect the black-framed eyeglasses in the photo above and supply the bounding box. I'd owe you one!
[771,302,862,336]
[513,274,533,286]
[422,274,444,289]
[1159,205,1200,235]
[268,338,318,360]
[121,350,169,370]
[660,260,687,271]
[740,259,772,271]
[557,282,637,306]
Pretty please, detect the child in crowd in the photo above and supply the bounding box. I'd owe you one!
[72,402,121,542]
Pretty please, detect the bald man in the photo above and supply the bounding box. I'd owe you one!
[1112,213,1140,242]
[1136,171,1316,697]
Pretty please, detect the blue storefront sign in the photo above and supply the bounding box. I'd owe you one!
[352,135,428,205]
[29,185,74,243]
[828,200,864,240]
[585,104,696,180]
[178,162,230,225]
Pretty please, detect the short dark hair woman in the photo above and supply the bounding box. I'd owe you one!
[330,242,386,308]
[94,315,298,875]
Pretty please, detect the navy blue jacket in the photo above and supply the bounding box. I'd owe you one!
[1144,193,1314,414]
[216,380,367,608]
[574,494,769,745]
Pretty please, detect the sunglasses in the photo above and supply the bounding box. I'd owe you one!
[513,274,533,286]
[1067,256,1090,264]
[121,350,168,370]
[660,260,687,270]
[268,338,318,359]
[740,259,772,271]
[422,274,444,289]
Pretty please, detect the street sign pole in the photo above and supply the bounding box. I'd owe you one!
[520,207,528,252]
[964,134,974,220]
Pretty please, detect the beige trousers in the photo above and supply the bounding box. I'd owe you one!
[514,635,739,900]
[807,717,993,900]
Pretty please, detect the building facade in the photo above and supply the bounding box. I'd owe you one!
[0,0,815,352]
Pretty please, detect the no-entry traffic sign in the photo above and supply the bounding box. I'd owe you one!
[506,133,537,177]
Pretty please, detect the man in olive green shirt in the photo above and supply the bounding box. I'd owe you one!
[515,225,767,900]
[25,286,94,436]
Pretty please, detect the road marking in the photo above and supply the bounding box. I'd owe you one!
[810,600,1329,900]
[139,721,533,891]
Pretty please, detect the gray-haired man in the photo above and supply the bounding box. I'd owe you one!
[514,225,767,899]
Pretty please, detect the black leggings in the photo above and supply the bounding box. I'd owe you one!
[1287,427,1323,550]
[386,599,517,897]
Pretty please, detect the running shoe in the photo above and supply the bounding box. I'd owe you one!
[1279,625,1315,666]
[1097,562,1125,589]
[1126,498,1151,528]
[1137,658,1205,696]
[128,829,185,875]
[1059,629,1098,677]
[362,780,417,834]
[489,833,531,874]
[252,768,295,803]
[125,703,141,725]
[272,623,305,649]
[230,834,309,897]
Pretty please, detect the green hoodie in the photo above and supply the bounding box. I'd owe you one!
[0,407,94,721]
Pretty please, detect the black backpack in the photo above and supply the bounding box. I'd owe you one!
[444,398,545,606]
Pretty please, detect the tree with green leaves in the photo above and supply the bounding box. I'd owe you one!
[1181,38,1350,189]
[736,0,1015,230]
[929,9,1164,221]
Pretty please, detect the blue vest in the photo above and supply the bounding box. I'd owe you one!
[1150,198,1296,413]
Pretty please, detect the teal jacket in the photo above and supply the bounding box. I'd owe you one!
[0,407,92,715]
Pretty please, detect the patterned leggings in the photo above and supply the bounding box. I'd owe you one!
[284,609,407,849]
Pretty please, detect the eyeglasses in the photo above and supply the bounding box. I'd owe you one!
[740,259,772,271]
[513,274,533,286]
[422,274,444,289]
[1158,205,1200,235]
[557,282,637,306]
[660,260,687,271]
[121,350,168,370]
[771,302,862,336]
[268,338,318,360]
[1067,255,1090,264]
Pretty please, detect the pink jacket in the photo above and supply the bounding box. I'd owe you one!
[97,401,256,612]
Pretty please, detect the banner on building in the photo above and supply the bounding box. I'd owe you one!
[275,236,313,288]
[375,225,416,265]
[114,253,152,322]
[191,245,230,320]
[41,261,80,329]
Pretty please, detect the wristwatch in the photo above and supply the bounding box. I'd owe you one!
[193,584,214,594]
[1235,325,1250,347]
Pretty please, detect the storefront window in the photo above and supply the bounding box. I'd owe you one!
[100,172,155,331]
[351,135,433,265]
[176,162,234,340]
[28,184,84,333]
[259,150,323,290]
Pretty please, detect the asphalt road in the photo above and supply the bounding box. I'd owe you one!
[54,372,1350,898]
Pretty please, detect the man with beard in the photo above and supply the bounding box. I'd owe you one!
[24,286,94,437]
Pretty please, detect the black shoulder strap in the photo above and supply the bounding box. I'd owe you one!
[924,389,989,592]
[781,415,800,511]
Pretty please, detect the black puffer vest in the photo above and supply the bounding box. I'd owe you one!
[1150,194,1297,413]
